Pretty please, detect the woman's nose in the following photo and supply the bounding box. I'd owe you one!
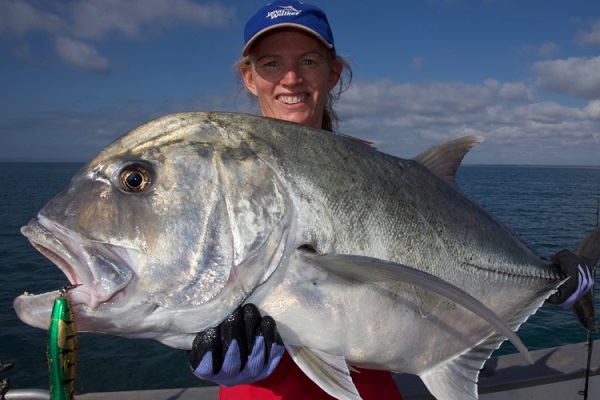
[280,66,302,85]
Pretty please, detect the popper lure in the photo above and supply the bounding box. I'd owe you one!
[48,284,79,400]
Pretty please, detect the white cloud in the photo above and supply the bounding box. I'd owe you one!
[497,81,535,101]
[0,0,235,71]
[68,0,234,39]
[537,42,559,57]
[585,100,600,119]
[0,0,65,37]
[54,36,111,73]
[338,79,534,118]
[1,0,233,38]
[533,56,600,99]
[576,20,600,46]
[335,79,600,164]
[511,102,584,124]
[410,56,426,72]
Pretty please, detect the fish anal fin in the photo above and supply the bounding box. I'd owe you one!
[287,345,362,400]
[420,343,490,400]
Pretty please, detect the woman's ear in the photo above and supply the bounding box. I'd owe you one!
[241,64,259,96]
[327,59,343,91]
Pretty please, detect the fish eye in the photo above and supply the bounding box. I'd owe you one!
[119,163,153,192]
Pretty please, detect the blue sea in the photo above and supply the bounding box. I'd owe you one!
[1,162,599,393]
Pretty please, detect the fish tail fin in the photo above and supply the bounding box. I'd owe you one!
[549,226,600,332]
[574,226,600,266]
[571,292,596,333]
[572,226,600,332]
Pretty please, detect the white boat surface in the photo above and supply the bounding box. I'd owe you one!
[4,340,599,399]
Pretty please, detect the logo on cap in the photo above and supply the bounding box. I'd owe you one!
[267,5,301,20]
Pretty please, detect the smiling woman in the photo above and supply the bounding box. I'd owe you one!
[185,1,403,400]
[234,1,352,132]
[239,28,343,130]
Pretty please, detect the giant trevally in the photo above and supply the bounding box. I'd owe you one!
[14,112,599,400]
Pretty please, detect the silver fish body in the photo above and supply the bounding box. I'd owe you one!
[13,112,596,400]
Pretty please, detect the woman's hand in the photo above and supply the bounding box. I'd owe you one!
[547,249,595,309]
[188,304,285,387]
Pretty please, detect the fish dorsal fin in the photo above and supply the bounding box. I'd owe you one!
[414,136,484,189]
[287,345,362,400]
[335,132,375,148]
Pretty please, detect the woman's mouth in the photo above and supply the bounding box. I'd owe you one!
[277,94,308,105]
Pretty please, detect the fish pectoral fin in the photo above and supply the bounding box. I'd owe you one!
[286,345,362,400]
[299,250,532,363]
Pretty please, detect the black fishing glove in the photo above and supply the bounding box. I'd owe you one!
[188,303,285,387]
[547,249,595,309]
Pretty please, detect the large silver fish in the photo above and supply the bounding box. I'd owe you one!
[14,112,598,400]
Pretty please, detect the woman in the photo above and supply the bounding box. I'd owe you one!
[237,6,346,131]
[188,1,404,399]
[188,1,595,398]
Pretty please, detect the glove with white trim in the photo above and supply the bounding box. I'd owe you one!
[547,249,595,309]
[188,303,285,387]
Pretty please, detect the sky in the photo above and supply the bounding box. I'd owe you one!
[1,0,600,165]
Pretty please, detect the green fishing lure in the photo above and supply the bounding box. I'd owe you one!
[47,285,79,400]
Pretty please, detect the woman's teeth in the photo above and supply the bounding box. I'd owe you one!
[279,95,306,105]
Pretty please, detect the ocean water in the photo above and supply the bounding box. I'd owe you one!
[1,162,599,393]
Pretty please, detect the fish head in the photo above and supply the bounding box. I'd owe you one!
[14,112,290,349]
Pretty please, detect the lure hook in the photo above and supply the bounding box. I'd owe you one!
[59,284,81,297]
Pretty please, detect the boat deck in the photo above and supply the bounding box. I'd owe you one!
[5,340,599,399]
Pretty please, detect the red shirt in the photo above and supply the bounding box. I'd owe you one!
[219,351,403,400]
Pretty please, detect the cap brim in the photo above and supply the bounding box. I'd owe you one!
[242,23,334,56]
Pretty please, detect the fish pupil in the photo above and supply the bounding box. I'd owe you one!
[126,172,143,188]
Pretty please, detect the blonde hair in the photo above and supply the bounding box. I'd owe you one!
[235,51,352,132]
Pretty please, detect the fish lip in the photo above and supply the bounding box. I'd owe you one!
[20,215,133,309]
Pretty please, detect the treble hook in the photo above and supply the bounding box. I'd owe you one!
[59,284,82,297]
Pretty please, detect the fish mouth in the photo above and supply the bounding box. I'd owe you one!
[16,215,133,314]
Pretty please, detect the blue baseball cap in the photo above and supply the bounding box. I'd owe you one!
[243,0,335,56]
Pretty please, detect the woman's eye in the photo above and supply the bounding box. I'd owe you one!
[119,164,153,192]
[262,60,280,68]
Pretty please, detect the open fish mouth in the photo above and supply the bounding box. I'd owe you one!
[16,215,133,312]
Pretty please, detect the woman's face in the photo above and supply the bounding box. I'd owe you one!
[242,28,342,129]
